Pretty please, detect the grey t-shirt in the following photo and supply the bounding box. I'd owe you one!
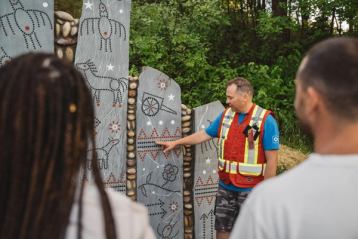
[230,153,358,239]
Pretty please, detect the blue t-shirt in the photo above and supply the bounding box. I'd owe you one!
[205,110,280,192]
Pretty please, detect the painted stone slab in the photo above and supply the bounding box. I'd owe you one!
[75,0,131,192]
[136,66,183,239]
[0,0,54,65]
[193,100,224,239]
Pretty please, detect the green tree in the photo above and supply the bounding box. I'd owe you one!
[55,0,357,151]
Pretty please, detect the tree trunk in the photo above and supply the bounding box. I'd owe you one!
[272,0,287,17]
[257,0,261,10]
[300,1,310,38]
[348,17,354,33]
[255,0,265,10]
[330,8,336,35]
[272,0,289,41]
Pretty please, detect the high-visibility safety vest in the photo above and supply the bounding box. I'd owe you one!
[217,104,271,188]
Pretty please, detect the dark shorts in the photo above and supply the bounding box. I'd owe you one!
[214,184,250,232]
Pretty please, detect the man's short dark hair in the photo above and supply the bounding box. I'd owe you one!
[298,37,358,120]
[227,77,254,96]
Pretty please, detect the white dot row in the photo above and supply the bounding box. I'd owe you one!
[147,120,176,126]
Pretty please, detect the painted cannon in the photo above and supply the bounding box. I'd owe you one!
[141,92,177,117]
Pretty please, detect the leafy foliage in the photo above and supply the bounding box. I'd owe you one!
[56,0,357,151]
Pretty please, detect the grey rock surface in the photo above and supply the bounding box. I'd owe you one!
[75,0,131,193]
[136,66,184,239]
[0,0,54,64]
[193,101,224,239]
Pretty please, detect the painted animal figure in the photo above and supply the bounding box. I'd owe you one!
[87,138,120,170]
[0,0,53,49]
[76,60,128,107]
[80,0,126,52]
[138,172,181,198]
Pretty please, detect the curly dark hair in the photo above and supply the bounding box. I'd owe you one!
[0,53,117,239]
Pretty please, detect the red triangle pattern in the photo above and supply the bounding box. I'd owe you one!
[195,195,216,207]
[195,176,204,186]
[103,173,125,185]
[150,150,160,160]
[150,128,159,138]
[206,175,217,185]
[206,196,215,205]
[195,175,218,187]
[161,128,171,138]
[138,151,147,160]
[137,149,182,161]
[138,129,147,139]
[161,150,170,159]
[195,197,204,207]
[174,127,182,137]
[137,128,182,140]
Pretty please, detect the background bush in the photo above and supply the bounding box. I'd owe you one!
[57,0,358,152]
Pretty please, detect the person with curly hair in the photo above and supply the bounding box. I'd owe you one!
[0,53,155,239]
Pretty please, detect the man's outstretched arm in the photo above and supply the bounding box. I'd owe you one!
[156,130,212,153]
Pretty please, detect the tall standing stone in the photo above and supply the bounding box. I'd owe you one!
[136,66,184,238]
[193,101,224,239]
[74,0,131,192]
[0,0,54,65]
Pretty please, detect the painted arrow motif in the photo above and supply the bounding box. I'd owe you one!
[208,209,214,239]
[200,210,215,239]
[146,198,167,218]
[200,212,208,239]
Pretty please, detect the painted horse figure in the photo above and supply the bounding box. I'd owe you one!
[76,59,128,107]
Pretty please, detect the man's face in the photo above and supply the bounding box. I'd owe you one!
[226,84,247,112]
[294,79,313,137]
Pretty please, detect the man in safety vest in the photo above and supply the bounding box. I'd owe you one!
[157,77,279,239]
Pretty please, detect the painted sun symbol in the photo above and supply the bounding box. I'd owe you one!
[170,201,179,212]
[109,121,120,134]
[157,79,169,90]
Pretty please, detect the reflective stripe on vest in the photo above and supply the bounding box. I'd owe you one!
[218,105,267,176]
[244,105,267,164]
[218,108,235,171]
